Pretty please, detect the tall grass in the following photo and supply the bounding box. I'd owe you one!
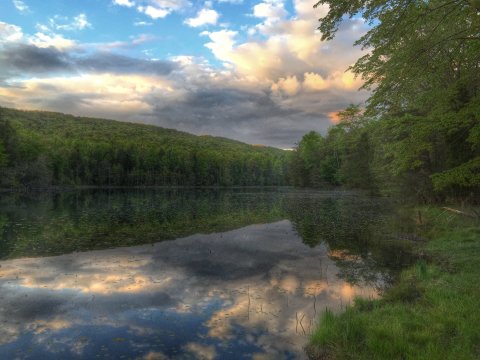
[307,207,480,359]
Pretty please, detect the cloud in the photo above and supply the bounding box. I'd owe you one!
[185,8,219,27]
[203,30,237,61]
[271,75,300,96]
[137,5,170,19]
[84,34,157,51]
[12,0,30,13]
[0,44,72,75]
[184,343,217,360]
[0,22,23,43]
[135,0,191,20]
[253,0,287,20]
[0,0,370,148]
[76,52,177,75]
[28,32,76,49]
[113,0,135,7]
[303,72,328,91]
[134,20,153,26]
[0,43,177,80]
[48,13,92,31]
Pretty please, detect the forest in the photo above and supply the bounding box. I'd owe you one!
[1,0,479,203]
[0,107,288,188]
[290,0,480,203]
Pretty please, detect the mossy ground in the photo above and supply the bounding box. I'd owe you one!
[307,207,480,360]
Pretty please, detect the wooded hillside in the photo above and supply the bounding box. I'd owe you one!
[0,107,288,187]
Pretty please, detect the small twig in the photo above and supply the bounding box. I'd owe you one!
[442,207,477,218]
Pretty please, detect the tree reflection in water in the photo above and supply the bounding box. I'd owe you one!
[0,189,416,359]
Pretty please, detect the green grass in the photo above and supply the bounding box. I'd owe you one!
[307,207,480,360]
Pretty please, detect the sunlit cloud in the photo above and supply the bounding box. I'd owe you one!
[184,343,217,360]
[0,0,370,148]
[28,32,76,49]
[0,220,381,356]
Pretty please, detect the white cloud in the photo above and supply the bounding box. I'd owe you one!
[0,22,24,43]
[134,21,153,26]
[0,21,75,50]
[293,0,329,20]
[113,0,191,21]
[253,1,287,20]
[48,13,92,31]
[251,0,289,35]
[137,5,170,19]
[113,0,135,7]
[28,32,76,49]
[185,8,219,27]
[12,0,30,13]
[71,14,91,30]
[204,30,237,60]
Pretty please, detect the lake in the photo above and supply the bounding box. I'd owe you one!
[0,188,417,359]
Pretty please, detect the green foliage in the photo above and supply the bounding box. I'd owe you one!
[431,157,480,192]
[309,208,480,359]
[0,143,6,168]
[0,107,288,188]
[292,1,480,201]
[0,189,286,259]
[289,108,376,191]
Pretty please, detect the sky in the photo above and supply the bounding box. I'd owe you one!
[0,0,369,148]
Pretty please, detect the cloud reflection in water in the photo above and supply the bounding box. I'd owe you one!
[0,220,378,359]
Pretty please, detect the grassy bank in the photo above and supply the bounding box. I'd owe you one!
[307,207,480,360]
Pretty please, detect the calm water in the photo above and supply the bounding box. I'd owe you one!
[0,188,417,359]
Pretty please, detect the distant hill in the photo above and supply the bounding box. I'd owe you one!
[0,107,289,187]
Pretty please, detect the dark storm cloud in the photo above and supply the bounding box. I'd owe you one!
[142,87,309,147]
[75,52,176,75]
[0,44,72,74]
[138,86,362,148]
[0,43,177,78]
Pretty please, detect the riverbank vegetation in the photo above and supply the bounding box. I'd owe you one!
[0,107,288,188]
[308,207,480,359]
[304,0,480,357]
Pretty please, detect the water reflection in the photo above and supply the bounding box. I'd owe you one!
[0,220,378,359]
[0,189,416,359]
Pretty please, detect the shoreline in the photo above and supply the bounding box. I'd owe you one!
[306,206,480,359]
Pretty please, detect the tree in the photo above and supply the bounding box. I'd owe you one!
[314,0,480,200]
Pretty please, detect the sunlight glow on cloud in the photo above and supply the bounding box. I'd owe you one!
[28,32,76,49]
[0,0,370,148]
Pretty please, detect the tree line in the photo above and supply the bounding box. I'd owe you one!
[0,108,288,188]
[290,0,480,203]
